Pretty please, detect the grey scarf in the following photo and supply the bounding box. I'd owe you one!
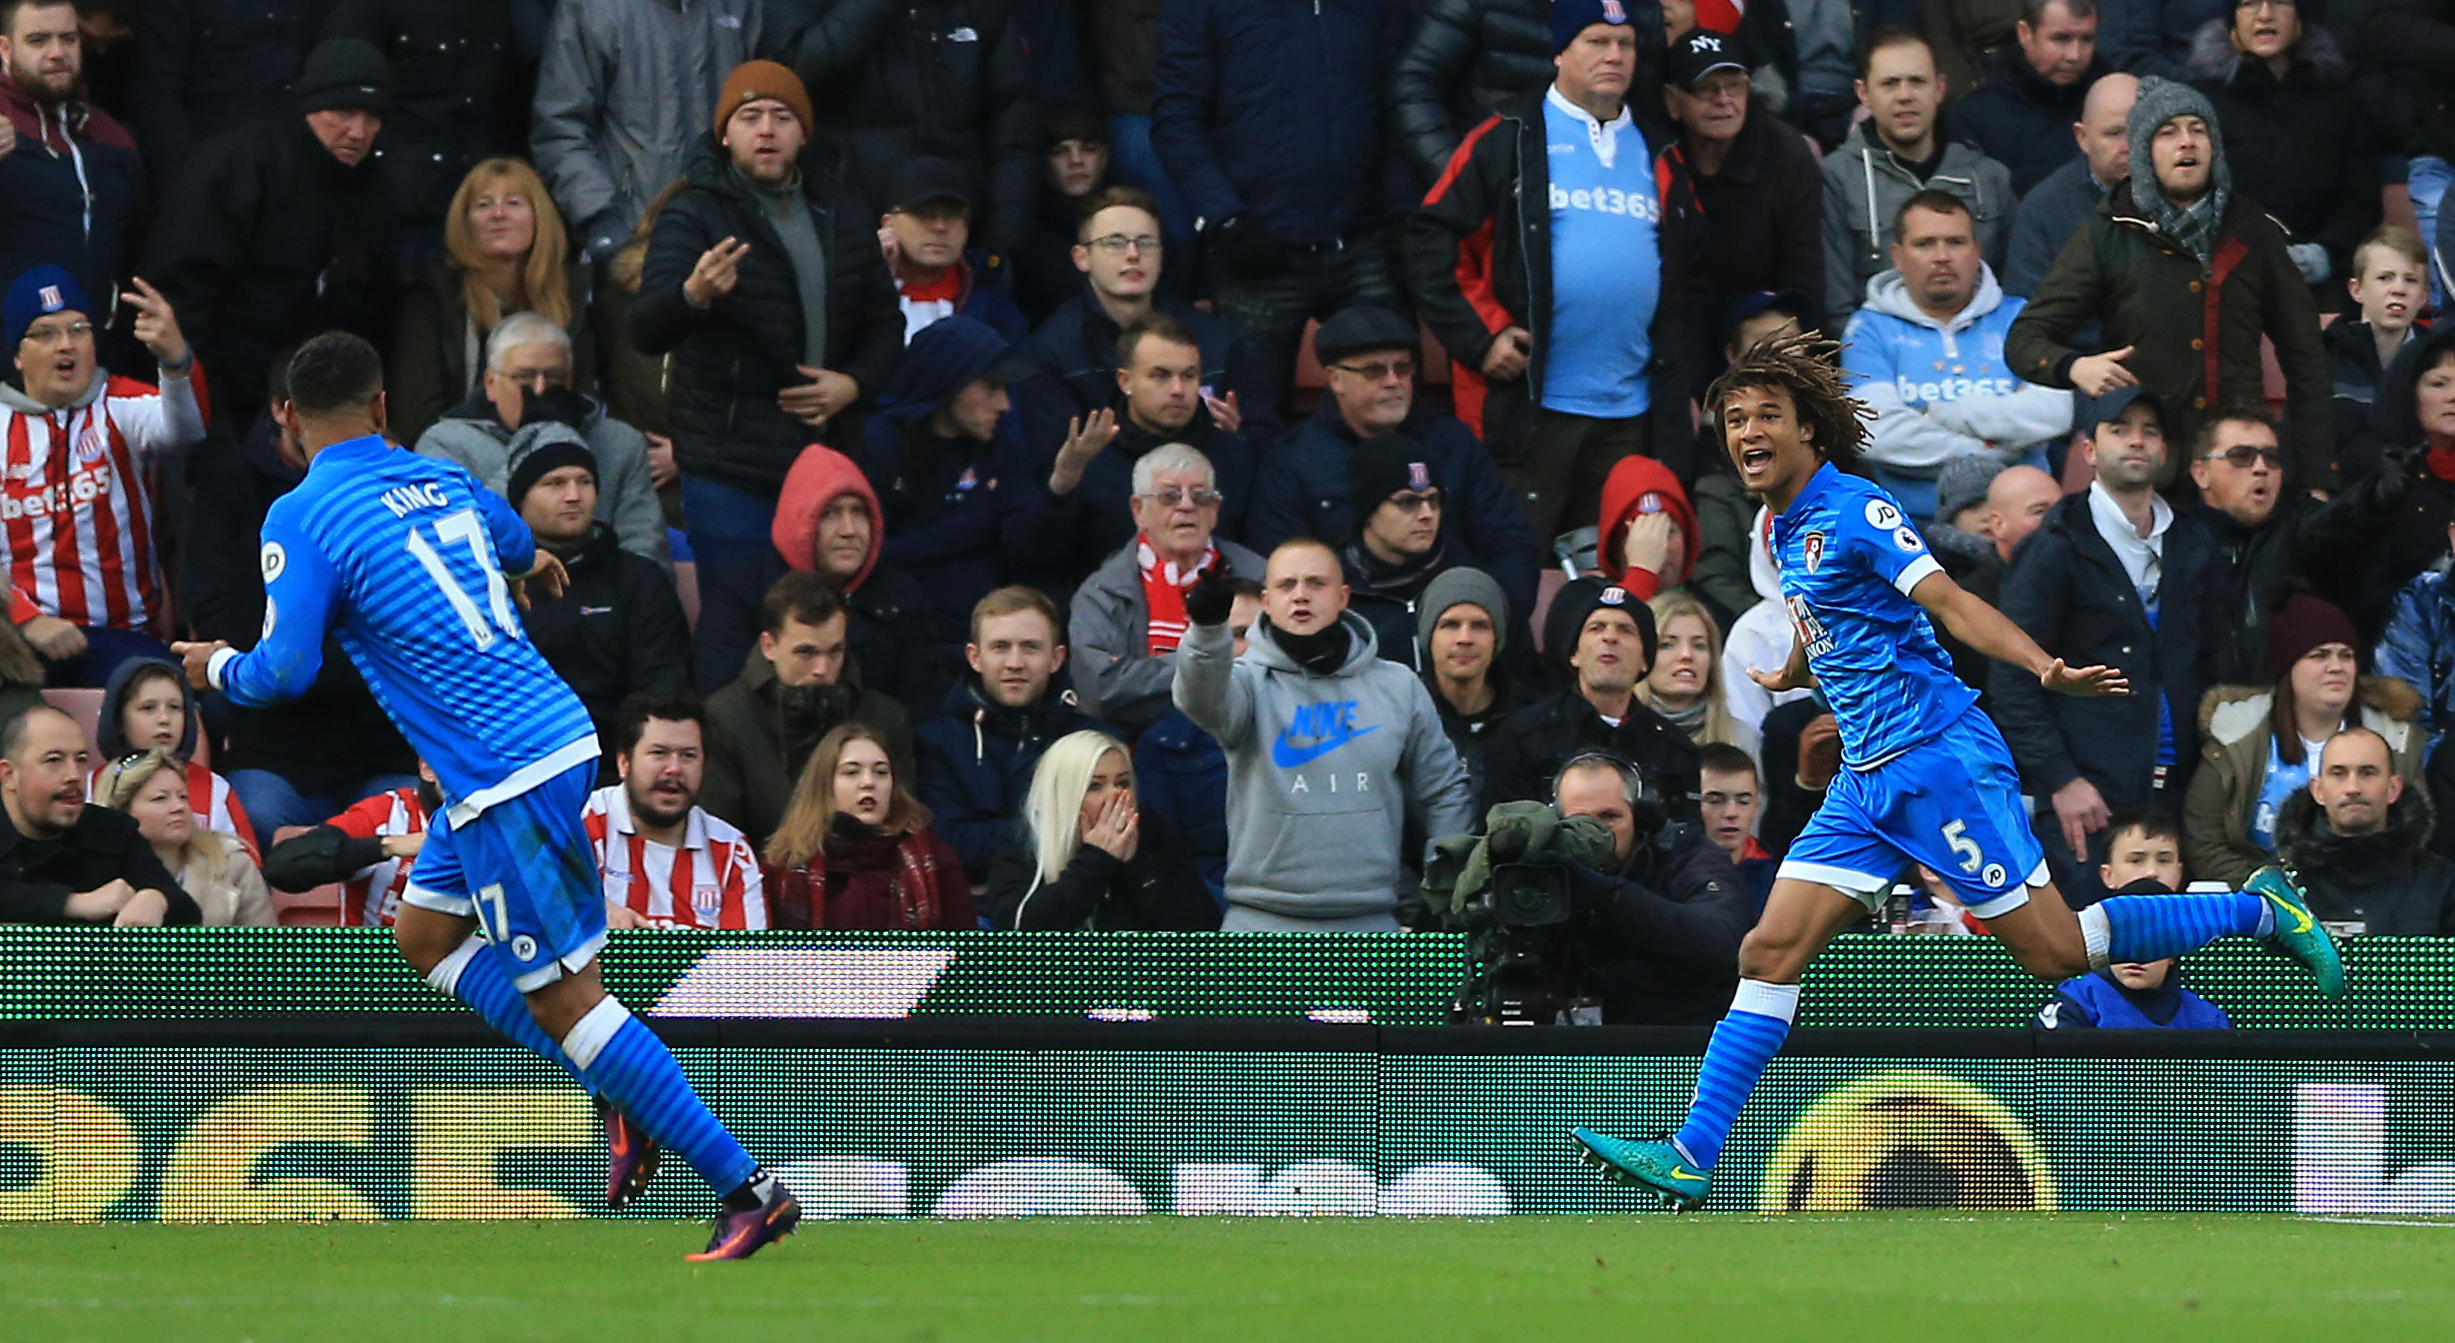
[2125,76,2232,266]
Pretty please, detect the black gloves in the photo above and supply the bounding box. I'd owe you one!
[1211,212,1287,284]
[1184,559,1237,627]
[520,387,593,432]
[1515,849,1622,916]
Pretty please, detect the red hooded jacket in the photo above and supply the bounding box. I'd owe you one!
[771,443,883,591]
[1597,456,1701,599]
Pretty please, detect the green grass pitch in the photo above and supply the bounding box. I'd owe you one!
[4,1215,2453,1342]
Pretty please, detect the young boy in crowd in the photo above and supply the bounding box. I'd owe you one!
[2327,225,2431,448]
[2037,812,2232,1029]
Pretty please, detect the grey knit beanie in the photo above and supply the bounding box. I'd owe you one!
[1933,454,2008,525]
[2126,78,2230,242]
[1418,566,1509,655]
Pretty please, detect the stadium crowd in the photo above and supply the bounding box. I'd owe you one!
[0,0,2450,1020]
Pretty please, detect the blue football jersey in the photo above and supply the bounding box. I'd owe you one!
[214,435,597,821]
[1769,462,1978,768]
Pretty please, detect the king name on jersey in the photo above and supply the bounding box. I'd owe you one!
[379,481,453,519]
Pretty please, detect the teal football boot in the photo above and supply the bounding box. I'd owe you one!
[2245,863,2346,999]
[1570,1128,1711,1211]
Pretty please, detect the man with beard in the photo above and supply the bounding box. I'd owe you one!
[261,760,443,928]
[1482,579,1702,821]
[0,1,141,311]
[0,703,195,924]
[588,691,766,931]
[702,572,911,850]
[1993,387,2206,905]
[2277,728,2455,935]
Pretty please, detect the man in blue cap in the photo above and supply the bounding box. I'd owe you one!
[0,263,201,686]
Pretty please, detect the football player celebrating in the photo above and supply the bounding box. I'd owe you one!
[1569,333,2341,1209]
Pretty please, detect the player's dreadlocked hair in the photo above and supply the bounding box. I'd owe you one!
[1706,330,1873,465]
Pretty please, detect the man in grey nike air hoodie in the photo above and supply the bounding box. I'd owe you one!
[1174,544,1475,932]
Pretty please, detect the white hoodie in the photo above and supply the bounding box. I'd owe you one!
[1722,507,1815,741]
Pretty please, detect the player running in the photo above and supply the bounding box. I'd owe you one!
[173,334,796,1259]
[1568,333,2341,1210]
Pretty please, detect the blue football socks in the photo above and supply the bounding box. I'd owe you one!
[1671,980,1801,1170]
[425,935,592,1094]
[2084,891,2267,968]
[563,996,759,1195]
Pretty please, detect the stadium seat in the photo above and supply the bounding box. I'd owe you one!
[267,824,343,927]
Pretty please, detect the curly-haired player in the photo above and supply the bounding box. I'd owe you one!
[1569,333,2344,1209]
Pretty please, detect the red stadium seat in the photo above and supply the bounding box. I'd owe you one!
[267,823,342,927]
[40,688,103,761]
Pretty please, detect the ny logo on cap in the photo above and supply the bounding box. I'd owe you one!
[1601,0,1627,19]
[37,285,61,310]
[1693,34,1723,51]
[1407,462,1431,492]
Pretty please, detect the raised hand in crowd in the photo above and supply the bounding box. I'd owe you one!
[1202,388,1241,436]
[683,236,752,308]
[125,277,188,368]
[1046,408,1120,495]
[1082,787,1140,863]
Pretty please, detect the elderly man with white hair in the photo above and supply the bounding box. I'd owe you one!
[1068,442,1265,732]
[413,311,668,567]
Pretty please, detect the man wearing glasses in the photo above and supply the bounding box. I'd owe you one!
[1408,2,1694,547]
[1069,442,1264,733]
[1250,305,1538,637]
[1018,185,1272,466]
[2185,406,2409,687]
[0,264,200,687]
[414,312,669,569]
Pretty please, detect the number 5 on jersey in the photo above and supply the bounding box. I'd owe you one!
[1942,818,1982,874]
[404,508,522,648]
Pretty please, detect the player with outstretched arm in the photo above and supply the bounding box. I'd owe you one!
[173,334,797,1259]
[1568,333,2342,1209]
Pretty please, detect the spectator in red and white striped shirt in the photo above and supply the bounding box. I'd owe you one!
[587,689,765,930]
[260,761,438,928]
[0,264,204,686]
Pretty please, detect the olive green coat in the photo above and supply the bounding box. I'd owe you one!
[2004,182,2334,488]
[2178,677,2423,888]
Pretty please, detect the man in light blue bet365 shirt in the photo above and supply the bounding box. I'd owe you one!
[172,334,799,1261]
[1406,0,1690,548]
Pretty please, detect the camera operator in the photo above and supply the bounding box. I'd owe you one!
[1522,752,1753,1025]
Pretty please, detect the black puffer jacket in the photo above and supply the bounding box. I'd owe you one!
[2339,322,2455,641]
[630,134,903,498]
[768,0,1036,252]
[320,0,514,253]
[2186,21,2377,292]
[2193,469,2410,688]
[127,0,323,192]
[985,812,1222,931]
[141,113,400,429]
[1389,0,1555,183]
[2275,786,2455,934]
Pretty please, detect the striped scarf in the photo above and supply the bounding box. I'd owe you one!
[1138,535,1219,655]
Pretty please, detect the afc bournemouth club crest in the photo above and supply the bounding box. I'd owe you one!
[1801,530,1827,574]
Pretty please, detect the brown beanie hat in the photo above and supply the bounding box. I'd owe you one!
[714,61,813,140]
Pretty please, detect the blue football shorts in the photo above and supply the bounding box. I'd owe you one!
[1778,707,2049,920]
[401,760,607,991]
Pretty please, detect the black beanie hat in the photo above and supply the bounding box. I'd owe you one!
[1543,577,1657,675]
[295,38,393,115]
[507,438,598,509]
[1346,434,1443,531]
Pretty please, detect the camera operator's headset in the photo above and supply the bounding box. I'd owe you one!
[1551,750,1667,841]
